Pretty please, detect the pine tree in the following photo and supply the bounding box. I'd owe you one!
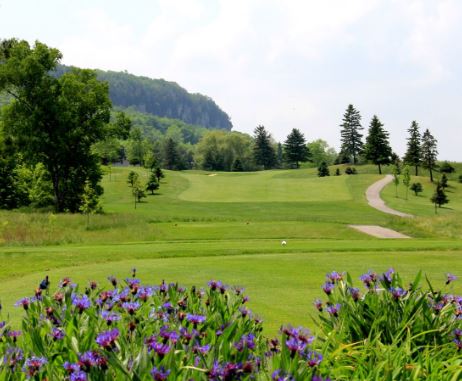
[431,181,448,213]
[277,143,283,168]
[410,182,423,196]
[339,104,363,164]
[363,115,393,174]
[164,138,179,170]
[146,173,159,194]
[421,129,438,183]
[253,125,276,170]
[403,121,422,176]
[441,174,448,189]
[154,167,164,183]
[283,128,310,168]
[317,162,330,177]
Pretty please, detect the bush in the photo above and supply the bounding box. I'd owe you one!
[317,162,330,177]
[440,161,455,174]
[344,167,357,175]
[459,175,462,183]
[410,182,423,196]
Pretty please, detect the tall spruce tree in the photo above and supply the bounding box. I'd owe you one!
[363,115,393,174]
[403,121,422,176]
[163,138,179,170]
[421,129,438,183]
[339,104,363,164]
[253,125,276,170]
[283,128,310,168]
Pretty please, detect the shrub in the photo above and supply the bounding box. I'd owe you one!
[459,175,462,183]
[410,182,423,196]
[344,167,357,175]
[440,161,455,174]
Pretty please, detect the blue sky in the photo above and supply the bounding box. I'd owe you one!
[1,0,461,160]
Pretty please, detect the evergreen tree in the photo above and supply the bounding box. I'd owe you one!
[317,162,330,177]
[339,104,363,164]
[363,115,393,174]
[283,128,310,168]
[253,125,276,170]
[410,182,423,196]
[335,168,341,176]
[276,143,283,168]
[431,181,448,213]
[127,171,139,187]
[146,173,159,195]
[403,121,422,176]
[440,161,455,174]
[164,138,179,170]
[441,174,448,189]
[154,167,164,183]
[421,129,438,183]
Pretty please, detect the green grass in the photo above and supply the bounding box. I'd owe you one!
[1,165,461,333]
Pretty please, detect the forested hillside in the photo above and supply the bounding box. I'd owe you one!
[54,66,232,131]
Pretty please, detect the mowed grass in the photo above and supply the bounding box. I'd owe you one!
[1,165,462,333]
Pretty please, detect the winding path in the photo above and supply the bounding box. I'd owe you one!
[365,175,414,218]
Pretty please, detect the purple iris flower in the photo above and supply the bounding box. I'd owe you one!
[322,282,334,295]
[3,347,23,371]
[326,303,341,317]
[70,370,88,381]
[72,294,91,313]
[122,301,140,315]
[286,337,306,354]
[382,268,395,282]
[63,362,80,374]
[360,271,378,289]
[23,356,47,378]
[96,328,119,350]
[51,328,65,341]
[304,350,323,367]
[101,311,121,325]
[186,314,206,325]
[15,297,31,310]
[151,366,171,381]
[326,271,343,282]
[272,369,295,381]
[389,287,407,300]
[447,273,458,285]
[349,287,361,301]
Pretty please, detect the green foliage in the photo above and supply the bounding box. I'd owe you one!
[125,127,150,166]
[363,115,393,174]
[127,171,139,187]
[339,104,363,164]
[307,139,337,167]
[334,168,341,176]
[163,138,181,170]
[431,181,449,211]
[0,39,110,212]
[421,129,438,183]
[317,162,330,177]
[146,173,159,195]
[232,158,244,172]
[132,177,146,208]
[402,165,411,200]
[410,182,423,196]
[459,175,462,183]
[253,125,276,170]
[283,128,311,169]
[315,269,462,379]
[392,164,400,197]
[15,162,54,208]
[440,161,456,174]
[79,180,101,228]
[154,167,165,183]
[344,166,357,175]
[441,174,449,189]
[403,121,422,176]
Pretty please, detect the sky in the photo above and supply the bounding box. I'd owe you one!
[1,0,461,160]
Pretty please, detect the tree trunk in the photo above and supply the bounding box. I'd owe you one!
[378,163,382,174]
[429,167,433,183]
[415,166,418,176]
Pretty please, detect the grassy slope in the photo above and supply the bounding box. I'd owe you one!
[1,165,462,332]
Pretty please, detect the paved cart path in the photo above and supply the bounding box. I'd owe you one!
[366,175,414,218]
